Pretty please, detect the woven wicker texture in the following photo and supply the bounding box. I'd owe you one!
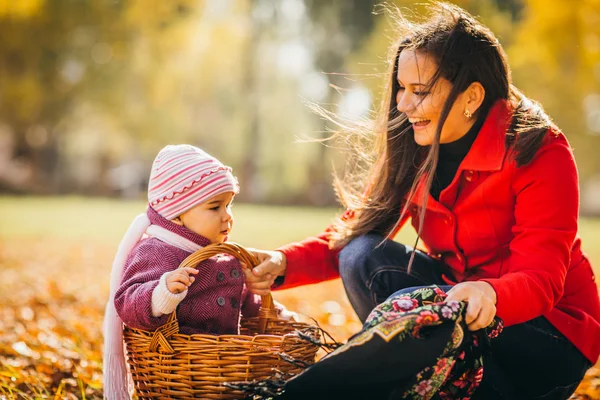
[123,243,320,399]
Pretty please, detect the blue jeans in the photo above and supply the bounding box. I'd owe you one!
[338,234,593,400]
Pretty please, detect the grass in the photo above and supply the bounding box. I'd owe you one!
[1,195,599,270]
[0,196,347,247]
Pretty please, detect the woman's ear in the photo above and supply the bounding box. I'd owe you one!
[465,81,485,115]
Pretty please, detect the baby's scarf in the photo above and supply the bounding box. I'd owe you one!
[102,212,202,400]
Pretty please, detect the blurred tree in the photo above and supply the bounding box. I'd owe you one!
[0,0,44,18]
[0,0,200,193]
[228,0,383,204]
[1,0,599,209]
[302,0,379,205]
[493,0,524,19]
[237,0,264,203]
[508,0,600,182]
[0,1,123,192]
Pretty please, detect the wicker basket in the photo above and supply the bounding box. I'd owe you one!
[122,243,320,400]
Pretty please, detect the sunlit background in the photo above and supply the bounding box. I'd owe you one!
[1,0,600,398]
[0,0,599,210]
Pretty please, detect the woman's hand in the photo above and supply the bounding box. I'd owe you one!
[242,249,287,296]
[165,267,198,294]
[445,281,497,331]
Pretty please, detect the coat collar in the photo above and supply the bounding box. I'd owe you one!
[459,98,512,172]
[406,99,513,209]
[146,205,212,248]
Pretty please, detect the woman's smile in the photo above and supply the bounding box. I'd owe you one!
[408,117,431,130]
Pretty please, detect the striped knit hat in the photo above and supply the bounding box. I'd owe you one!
[148,144,239,220]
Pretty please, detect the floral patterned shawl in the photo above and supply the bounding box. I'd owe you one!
[229,285,503,400]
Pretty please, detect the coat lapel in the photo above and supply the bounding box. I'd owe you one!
[407,99,513,213]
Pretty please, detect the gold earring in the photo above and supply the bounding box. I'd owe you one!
[464,109,472,119]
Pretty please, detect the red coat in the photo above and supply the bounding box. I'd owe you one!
[277,100,600,363]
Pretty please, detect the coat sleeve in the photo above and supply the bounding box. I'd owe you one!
[275,230,342,290]
[480,132,578,326]
[275,208,410,290]
[114,244,175,331]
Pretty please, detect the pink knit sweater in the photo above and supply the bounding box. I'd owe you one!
[114,207,261,334]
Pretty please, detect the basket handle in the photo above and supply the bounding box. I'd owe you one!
[177,242,277,334]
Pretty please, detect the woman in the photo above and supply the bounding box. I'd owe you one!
[243,3,600,399]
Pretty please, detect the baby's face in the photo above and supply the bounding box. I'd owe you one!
[176,191,234,243]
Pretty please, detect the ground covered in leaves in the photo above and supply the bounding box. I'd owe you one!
[1,238,599,399]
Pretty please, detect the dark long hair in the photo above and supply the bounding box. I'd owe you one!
[328,2,552,249]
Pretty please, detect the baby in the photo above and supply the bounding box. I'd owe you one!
[103,144,264,398]
[115,144,261,334]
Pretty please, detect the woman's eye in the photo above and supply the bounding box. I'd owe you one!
[414,91,430,96]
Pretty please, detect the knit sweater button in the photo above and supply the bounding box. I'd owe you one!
[217,297,226,306]
[231,269,240,279]
[217,271,225,282]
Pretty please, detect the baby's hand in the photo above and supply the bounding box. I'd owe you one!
[165,267,199,294]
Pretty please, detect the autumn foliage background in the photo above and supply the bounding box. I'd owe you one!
[1,0,600,398]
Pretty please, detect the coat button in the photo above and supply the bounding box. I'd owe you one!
[216,271,225,282]
[444,216,453,225]
[231,298,239,308]
[231,269,240,279]
[217,297,226,306]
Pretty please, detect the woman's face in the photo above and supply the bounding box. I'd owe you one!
[395,50,475,146]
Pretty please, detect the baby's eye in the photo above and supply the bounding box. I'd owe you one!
[210,206,220,211]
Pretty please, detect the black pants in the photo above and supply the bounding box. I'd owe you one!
[338,234,593,399]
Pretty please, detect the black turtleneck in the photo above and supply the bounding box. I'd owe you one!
[430,113,487,201]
